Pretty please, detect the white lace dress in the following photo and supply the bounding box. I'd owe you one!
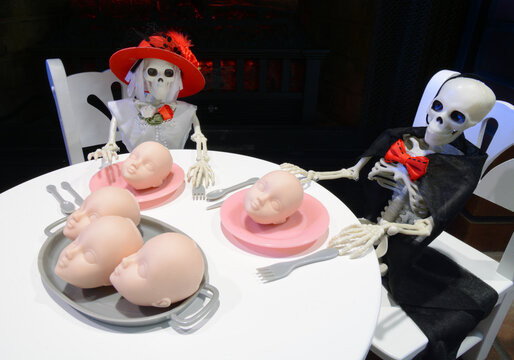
[108,98,197,151]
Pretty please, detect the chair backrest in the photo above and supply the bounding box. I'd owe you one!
[475,158,514,282]
[412,69,460,128]
[46,58,127,165]
[474,101,514,176]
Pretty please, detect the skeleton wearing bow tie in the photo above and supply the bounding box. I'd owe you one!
[282,76,496,274]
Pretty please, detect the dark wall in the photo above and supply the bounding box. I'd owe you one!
[1,0,512,192]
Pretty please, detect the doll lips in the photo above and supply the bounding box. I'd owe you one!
[250,200,261,211]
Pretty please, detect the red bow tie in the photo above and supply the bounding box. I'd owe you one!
[384,139,429,181]
[157,104,174,121]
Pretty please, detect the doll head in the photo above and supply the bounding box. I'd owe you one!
[110,232,205,308]
[244,170,304,225]
[55,216,143,289]
[121,141,173,190]
[63,186,140,240]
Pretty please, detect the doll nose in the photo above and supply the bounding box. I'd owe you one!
[257,193,269,204]
[70,209,85,222]
[121,256,135,268]
[64,245,80,260]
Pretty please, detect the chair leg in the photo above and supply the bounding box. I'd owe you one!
[463,290,514,360]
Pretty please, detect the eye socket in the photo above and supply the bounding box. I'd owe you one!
[164,69,174,77]
[147,68,157,76]
[450,111,466,124]
[431,100,443,112]
[84,249,96,264]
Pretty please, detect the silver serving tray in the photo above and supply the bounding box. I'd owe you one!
[38,215,219,331]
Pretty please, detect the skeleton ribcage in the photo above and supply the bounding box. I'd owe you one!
[368,159,429,220]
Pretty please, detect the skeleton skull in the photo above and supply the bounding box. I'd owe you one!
[143,58,179,102]
[424,77,495,147]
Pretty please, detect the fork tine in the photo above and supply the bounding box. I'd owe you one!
[192,184,206,200]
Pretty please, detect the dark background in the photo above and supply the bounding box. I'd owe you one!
[1,0,513,193]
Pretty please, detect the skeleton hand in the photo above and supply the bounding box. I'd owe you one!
[280,163,319,184]
[187,157,215,188]
[328,223,387,258]
[87,142,120,163]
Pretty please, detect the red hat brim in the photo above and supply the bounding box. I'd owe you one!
[110,47,205,98]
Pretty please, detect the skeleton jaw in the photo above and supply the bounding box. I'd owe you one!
[424,122,460,147]
[147,81,169,103]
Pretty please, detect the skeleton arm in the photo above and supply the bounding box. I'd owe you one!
[186,114,214,187]
[87,115,120,163]
[328,216,434,258]
[281,157,371,184]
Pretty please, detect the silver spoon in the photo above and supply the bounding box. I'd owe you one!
[205,177,259,201]
[61,181,84,205]
[46,185,76,214]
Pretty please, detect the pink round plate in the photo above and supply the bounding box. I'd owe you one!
[89,162,185,210]
[220,189,330,257]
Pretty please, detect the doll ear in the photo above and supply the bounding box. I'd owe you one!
[152,298,172,308]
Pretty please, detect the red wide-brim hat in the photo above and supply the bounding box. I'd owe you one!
[110,30,205,98]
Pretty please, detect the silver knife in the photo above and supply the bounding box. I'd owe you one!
[206,200,225,210]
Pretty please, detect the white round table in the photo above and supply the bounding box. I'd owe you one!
[0,150,381,360]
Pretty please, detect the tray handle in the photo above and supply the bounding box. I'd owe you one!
[44,217,68,237]
[170,283,220,332]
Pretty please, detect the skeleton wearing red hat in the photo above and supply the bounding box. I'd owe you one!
[88,30,213,187]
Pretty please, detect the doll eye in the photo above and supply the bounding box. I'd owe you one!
[144,162,155,171]
[147,68,157,76]
[431,100,443,111]
[164,69,174,77]
[255,181,265,191]
[271,200,281,211]
[137,263,147,278]
[84,249,96,264]
[88,212,99,221]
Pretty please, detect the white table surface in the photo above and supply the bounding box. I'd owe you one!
[0,150,381,360]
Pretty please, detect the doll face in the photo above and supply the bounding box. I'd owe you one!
[110,233,204,307]
[121,141,173,190]
[63,187,140,240]
[55,216,143,289]
[244,170,304,224]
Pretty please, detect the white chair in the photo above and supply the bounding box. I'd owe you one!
[370,70,514,360]
[46,58,127,164]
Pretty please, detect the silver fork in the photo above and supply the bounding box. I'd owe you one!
[192,184,206,200]
[257,248,339,283]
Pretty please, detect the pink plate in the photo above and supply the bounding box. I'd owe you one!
[220,189,330,257]
[89,162,185,210]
